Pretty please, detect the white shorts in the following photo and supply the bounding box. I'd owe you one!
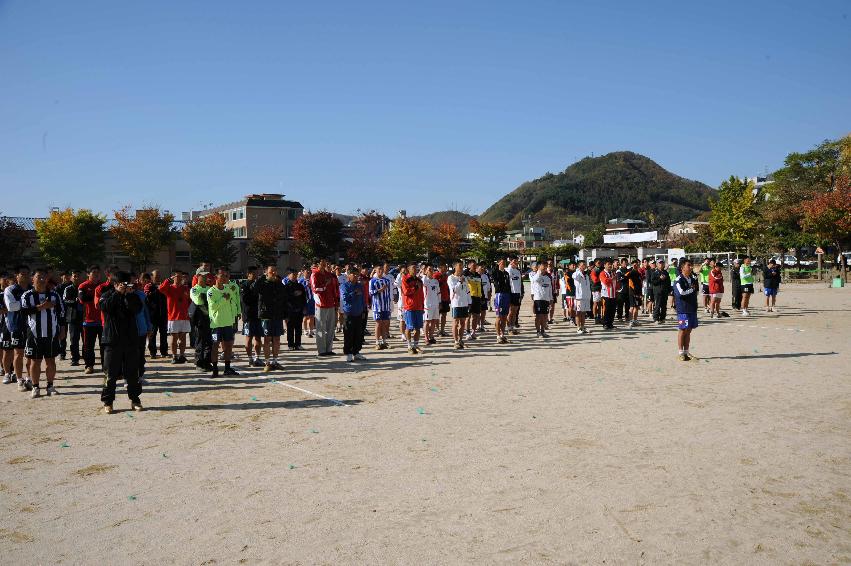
[397,305,405,321]
[592,291,601,303]
[424,306,439,321]
[167,320,191,334]
[711,293,724,300]
[576,298,591,312]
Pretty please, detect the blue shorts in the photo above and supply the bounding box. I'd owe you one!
[373,310,391,321]
[242,319,262,337]
[211,326,236,343]
[677,313,698,330]
[404,310,424,330]
[764,287,778,297]
[493,293,511,317]
[452,307,469,319]
[305,301,316,316]
[261,319,283,337]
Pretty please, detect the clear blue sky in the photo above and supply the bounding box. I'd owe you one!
[1,0,849,219]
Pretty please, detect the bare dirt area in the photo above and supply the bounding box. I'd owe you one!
[1,284,850,565]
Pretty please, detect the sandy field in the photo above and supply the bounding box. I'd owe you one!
[1,284,849,565]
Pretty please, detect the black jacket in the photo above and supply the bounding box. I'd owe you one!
[650,268,672,294]
[240,279,260,320]
[283,279,307,316]
[61,283,83,325]
[256,277,287,320]
[145,285,168,322]
[491,269,511,294]
[99,288,143,347]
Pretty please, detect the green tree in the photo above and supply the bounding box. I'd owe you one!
[709,176,759,250]
[800,176,851,278]
[380,216,433,262]
[247,224,283,267]
[0,215,31,270]
[583,224,605,247]
[35,208,106,269]
[468,220,507,266]
[111,206,176,271]
[181,213,237,268]
[291,211,344,262]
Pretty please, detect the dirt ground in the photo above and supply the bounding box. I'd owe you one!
[1,284,849,565]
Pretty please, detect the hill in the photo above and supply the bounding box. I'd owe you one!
[412,210,477,234]
[478,152,715,236]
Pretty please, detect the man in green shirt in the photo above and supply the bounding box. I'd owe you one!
[207,267,242,377]
[667,258,679,311]
[739,256,755,316]
[699,258,712,314]
[190,273,212,371]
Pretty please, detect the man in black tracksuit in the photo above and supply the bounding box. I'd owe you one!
[283,271,307,350]
[61,271,84,365]
[650,260,672,323]
[145,270,168,357]
[99,273,143,413]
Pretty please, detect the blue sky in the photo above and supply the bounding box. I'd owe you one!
[1,0,849,219]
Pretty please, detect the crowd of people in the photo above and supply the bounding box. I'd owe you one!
[0,254,783,413]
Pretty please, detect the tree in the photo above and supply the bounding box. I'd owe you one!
[583,224,605,247]
[380,216,433,262]
[247,224,284,267]
[181,213,237,268]
[291,211,344,262]
[709,176,759,250]
[431,222,462,261]
[800,176,851,278]
[35,208,106,269]
[0,215,31,270]
[467,220,507,266]
[347,210,386,265]
[111,206,176,271]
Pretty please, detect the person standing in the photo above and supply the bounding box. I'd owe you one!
[739,257,755,316]
[699,258,713,314]
[207,267,241,377]
[160,272,191,363]
[572,260,592,334]
[55,271,72,361]
[369,266,392,350]
[763,259,782,312]
[78,265,102,375]
[506,258,523,334]
[668,259,680,311]
[133,273,153,383]
[61,270,83,366]
[340,268,367,362]
[491,259,512,344]
[590,258,603,324]
[21,268,64,398]
[401,264,425,354]
[651,259,672,324]
[448,262,471,349]
[311,259,338,357]
[239,268,263,367]
[145,269,169,358]
[190,270,213,372]
[256,265,287,370]
[673,259,699,361]
[624,259,643,328]
[283,270,306,351]
[478,265,491,331]
[708,260,725,318]
[599,260,617,330]
[464,260,482,341]
[421,266,440,345]
[731,259,743,311]
[433,264,451,338]
[529,263,551,338]
[99,273,144,413]
[299,268,316,339]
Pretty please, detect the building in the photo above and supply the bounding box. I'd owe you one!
[501,225,547,250]
[605,218,647,236]
[187,193,304,271]
[664,219,709,242]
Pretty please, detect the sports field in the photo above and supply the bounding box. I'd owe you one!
[1,284,849,565]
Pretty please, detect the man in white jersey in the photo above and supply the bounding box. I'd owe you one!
[421,265,440,345]
[506,258,523,334]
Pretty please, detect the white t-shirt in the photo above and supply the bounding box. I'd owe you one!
[480,272,491,297]
[530,271,551,301]
[573,269,591,300]
[506,266,522,294]
[448,274,471,308]
[421,276,440,309]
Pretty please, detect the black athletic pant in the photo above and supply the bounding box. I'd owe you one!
[287,314,304,348]
[361,313,368,346]
[101,342,141,405]
[193,316,211,366]
[137,335,148,376]
[148,319,168,356]
[616,293,626,320]
[343,314,363,355]
[732,284,742,310]
[653,290,668,321]
[67,323,81,363]
[82,325,103,369]
[602,297,616,328]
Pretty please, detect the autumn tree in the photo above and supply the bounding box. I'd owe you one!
[181,213,237,268]
[291,211,344,262]
[35,208,106,269]
[0,215,31,270]
[431,222,461,261]
[110,206,176,271]
[247,224,283,267]
[380,216,433,262]
[347,210,386,265]
[709,176,759,251]
[467,220,507,266]
[800,177,851,278]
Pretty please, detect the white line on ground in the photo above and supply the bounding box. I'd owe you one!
[270,380,349,407]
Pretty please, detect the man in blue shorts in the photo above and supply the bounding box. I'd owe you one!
[763,259,782,312]
[673,259,699,361]
[490,259,512,344]
[256,265,286,372]
[369,265,393,350]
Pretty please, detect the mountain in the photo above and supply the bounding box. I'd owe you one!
[478,152,715,235]
[413,210,477,234]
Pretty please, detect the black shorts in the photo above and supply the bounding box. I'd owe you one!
[1,329,25,350]
[628,291,643,308]
[469,297,482,314]
[211,326,236,343]
[510,293,522,306]
[701,284,710,294]
[25,335,61,360]
[533,300,550,315]
[439,300,450,314]
[741,284,754,294]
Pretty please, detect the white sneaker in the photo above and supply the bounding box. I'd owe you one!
[17,380,27,392]
[2,374,11,385]
[742,309,750,316]
[31,386,41,399]
[346,354,354,362]
[354,354,366,361]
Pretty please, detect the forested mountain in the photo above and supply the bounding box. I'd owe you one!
[412,210,477,234]
[478,152,715,235]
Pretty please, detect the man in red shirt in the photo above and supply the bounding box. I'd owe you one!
[78,265,103,375]
[434,263,451,337]
[159,272,191,363]
[310,259,338,356]
[401,263,425,354]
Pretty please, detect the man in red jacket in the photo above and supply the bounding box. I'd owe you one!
[78,265,103,375]
[310,259,338,356]
[159,272,191,363]
[401,263,425,354]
